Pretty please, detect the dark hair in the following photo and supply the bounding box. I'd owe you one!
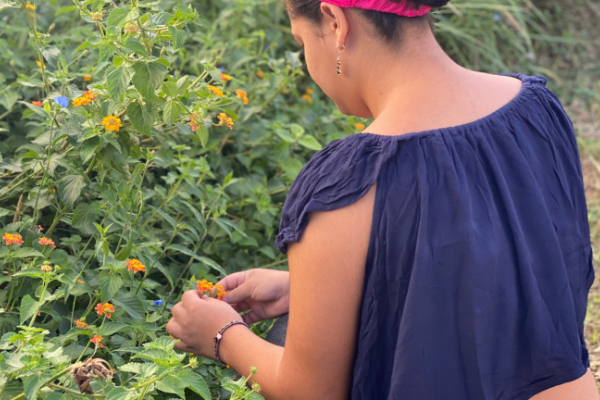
[286,0,450,49]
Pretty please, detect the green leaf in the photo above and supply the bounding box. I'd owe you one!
[115,232,133,261]
[106,387,133,400]
[168,26,187,49]
[198,256,227,277]
[72,201,102,229]
[23,373,46,400]
[178,370,211,400]
[106,8,129,27]
[0,91,18,111]
[99,273,123,302]
[161,81,179,97]
[163,100,184,125]
[50,249,69,266]
[274,128,294,143]
[132,61,168,100]
[156,375,186,398]
[106,65,134,99]
[126,102,155,136]
[12,248,45,259]
[98,43,116,62]
[80,137,101,163]
[57,175,86,208]
[196,123,209,147]
[298,134,322,150]
[18,101,48,118]
[20,295,41,324]
[123,38,150,58]
[113,296,145,319]
[99,321,127,336]
[216,218,247,237]
[279,158,304,180]
[0,380,22,400]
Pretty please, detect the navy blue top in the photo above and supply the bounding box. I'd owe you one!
[274,73,595,400]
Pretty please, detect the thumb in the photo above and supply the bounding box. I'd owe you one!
[223,283,253,304]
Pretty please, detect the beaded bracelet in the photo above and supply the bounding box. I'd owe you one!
[214,320,249,365]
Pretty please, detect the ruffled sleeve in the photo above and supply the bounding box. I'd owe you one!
[274,134,392,254]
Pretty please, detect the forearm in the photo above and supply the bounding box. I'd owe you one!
[219,325,289,399]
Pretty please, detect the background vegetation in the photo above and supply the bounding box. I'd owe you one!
[0,0,597,398]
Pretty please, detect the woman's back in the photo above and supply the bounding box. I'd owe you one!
[274,73,596,399]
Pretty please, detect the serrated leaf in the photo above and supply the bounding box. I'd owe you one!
[196,123,208,147]
[57,175,86,208]
[279,158,304,180]
[113,296,145,319]
[23,373,46,400]
[50,249,69,266]
[80,137,101,163]
[12,248,45,259]
[106,65,134,99]
[156,375,186,398]
[161,81,179,97]
[163,100,184,125]
[99,321,126,336]
[72,201,102,229]
[274,128,294,143]
[298,134,322,150]
[167,26,187,49]
[126,102,155,136]
[106,387,132,400]
[132,61,168,100]
[99,43,116,62]
[123,38,150,58]
[178,370,211,400]
[99,273,123,302]
[20,295,41,324]
[106,8,129,27]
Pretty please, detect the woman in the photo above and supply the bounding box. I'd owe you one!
[166,0,599,398]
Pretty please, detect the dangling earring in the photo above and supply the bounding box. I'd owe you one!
[336,44,345,75]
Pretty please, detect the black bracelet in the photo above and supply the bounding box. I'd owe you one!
[214,320,249,365]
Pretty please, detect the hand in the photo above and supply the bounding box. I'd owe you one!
[166,290,243,359]
[215,269,290,324]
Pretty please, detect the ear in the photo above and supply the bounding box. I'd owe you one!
[319,3,349,48]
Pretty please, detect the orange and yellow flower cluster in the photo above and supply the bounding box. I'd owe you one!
[2,233,23,246]
[126,258,146,273]
[218,113,234,130]
[355,122,365,131]
[90,335,104,348]
[196,279,227,300]
[95,303,115,318]
[235,89,248,105]
[301,87,314,104]
[83,75,92,81]
[207,85,223,97]
[101,115,123,131]
[188,113,202,133]
[39,237,56,248]
[31,101,42,107]
[75,319,89,329]
[73,90,98,107]
[221,73,232,81]
[25,3,35,10]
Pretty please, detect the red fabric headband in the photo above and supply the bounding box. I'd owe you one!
[319,0,431,17]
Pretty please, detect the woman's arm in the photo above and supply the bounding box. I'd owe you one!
[218,182,377,399]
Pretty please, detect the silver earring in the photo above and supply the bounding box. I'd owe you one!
[336,44,345,75]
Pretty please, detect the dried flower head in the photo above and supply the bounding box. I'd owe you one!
[217,112,234,129]
[2,233,24,246]
[124,23,137,33]
[126,258,146,273]
[100,115,122,131]
[95,303,115,318]
[40,264,53,273]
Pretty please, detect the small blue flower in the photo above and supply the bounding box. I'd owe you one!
[154,300,163,306]
[53,96,69,108]
[493,13,500,22]
[219,66,224,72]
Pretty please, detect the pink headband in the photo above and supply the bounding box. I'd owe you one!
[320,0,431,17]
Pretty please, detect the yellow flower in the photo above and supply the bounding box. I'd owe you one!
[301,94,312,104]
[25,3,35,10]
[36,61,42,68]
[207,85,223,97]
[126,258,146,273]
[101,115,123,131]
[91,12,103,21]
[2,233,23,246]
[305,88,313,95]
[73,97,92,107]
[77,279,84,283]
[83,75,92,81]
[235,89,248,105]
[355,123,365,131]
[217,112,234,129]
[221,73,232,81]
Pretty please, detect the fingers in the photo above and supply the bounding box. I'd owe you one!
[166,318,182,339]
[181,290,203,310]
[217,271,248,291]
[223,283,254,305]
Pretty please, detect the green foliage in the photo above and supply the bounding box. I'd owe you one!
[0,0,557,398]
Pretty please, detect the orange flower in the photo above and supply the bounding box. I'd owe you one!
[196,279,214,293]
[31,101,42,107]
[126,258,146,273]
[73,97,91,107]
[75,319,88,329]
[91,12,103,21]
[77,279,84,283]
[217,113,234,129]
[207,85,223,97]
[95,303,115,318]
[215,284,227,300]
[38,225,43,231]
[188,113,201,132]
[90,335,104,348]
[26,3,35,10]
[39,237,56,248]
[235,89,248,105]
[355,123,365,131]
[256,70,264,79]
[221,73,232,81]
[301,94,312,104]
[2,233,23,246]
[83,75,92,81]
[83,90,98,100]
[306,88,313,95]
[101,115,122,131]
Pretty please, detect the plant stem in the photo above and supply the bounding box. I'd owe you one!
[48,384,107,398]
